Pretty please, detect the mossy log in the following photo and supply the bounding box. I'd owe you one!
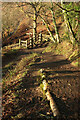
[46,90,60,117]
[42,80,60,117]
[40,69,60,117]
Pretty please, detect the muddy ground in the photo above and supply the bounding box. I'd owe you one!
[2,47,80,120]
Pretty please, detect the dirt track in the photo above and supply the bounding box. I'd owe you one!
[2,47,80,120]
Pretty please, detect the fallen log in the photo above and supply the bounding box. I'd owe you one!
[40,69,60,117]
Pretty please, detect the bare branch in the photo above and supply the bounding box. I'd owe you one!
[37,4,46,14]
[16,3,26,7]
[55,3,80,13]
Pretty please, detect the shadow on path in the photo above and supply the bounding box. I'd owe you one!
[31,59,71,69]
[2,47,45,67]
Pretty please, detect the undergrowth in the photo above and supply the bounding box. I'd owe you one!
[2,50,38,92]
[2,49,41,119]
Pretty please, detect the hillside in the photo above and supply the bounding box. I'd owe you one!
[2,2,63,47]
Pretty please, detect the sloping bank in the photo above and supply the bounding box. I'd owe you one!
[42,41,79,67]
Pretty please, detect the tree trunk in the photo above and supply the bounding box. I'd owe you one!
[33,9,37,44]
[39,15,55,43]
[50,2,60,43]
[61,0,76,44]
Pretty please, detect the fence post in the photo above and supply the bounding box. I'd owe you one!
[29,33,33,48]
[19,39,21,48]
[39,32,42,46]
[26,32,33,48]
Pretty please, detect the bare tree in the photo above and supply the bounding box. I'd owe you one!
[38,3,56,42]
[61,0,77,44]
[17,2,45,44]
[2,2,25,38]
[50,1,60,43]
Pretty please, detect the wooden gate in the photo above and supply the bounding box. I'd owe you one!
[19,32,42,49]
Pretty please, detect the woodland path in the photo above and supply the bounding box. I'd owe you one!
[2,47,80,120]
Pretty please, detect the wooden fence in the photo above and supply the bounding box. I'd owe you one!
[19,32,42,49]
